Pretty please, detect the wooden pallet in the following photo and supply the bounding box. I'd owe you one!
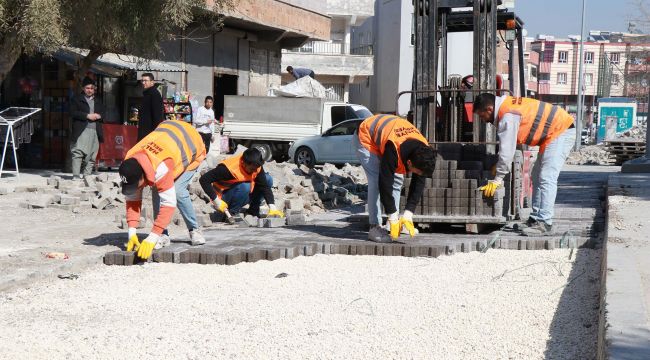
[605,141,646,165]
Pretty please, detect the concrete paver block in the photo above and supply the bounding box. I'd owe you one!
[91,196,111,210]
[60,195,80,206]
[261,217,286,228]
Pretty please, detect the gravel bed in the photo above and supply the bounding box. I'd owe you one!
[0,249,600,359]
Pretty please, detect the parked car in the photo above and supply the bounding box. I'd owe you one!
[288,119,363,167]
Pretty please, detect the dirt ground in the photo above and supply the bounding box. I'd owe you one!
[0,249,600,360]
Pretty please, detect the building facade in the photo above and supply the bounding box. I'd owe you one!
[280,0,375,102]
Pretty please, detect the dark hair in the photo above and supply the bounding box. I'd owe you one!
[286,66,293,72]
[141,73,154,81]
[473,93,496,112]
[409,144,436,176]
[205,96,214,102]
[242,148,264,167]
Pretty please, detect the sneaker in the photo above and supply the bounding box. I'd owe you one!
[154,234,171,249]
[520,221,553,236]
[368,225,393,243]
[226,216,236,225]
[513,217,538,231]
[189,229,206,246]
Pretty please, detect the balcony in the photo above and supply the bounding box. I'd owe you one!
[326,0,374,20]
[287,41,373,55]
[282,46,373,77]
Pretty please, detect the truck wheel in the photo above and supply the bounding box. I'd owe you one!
[294,146,315,168]
[251,143,273,162]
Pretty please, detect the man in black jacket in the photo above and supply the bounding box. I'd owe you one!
[138,72,164,140]
[70,77,104,179]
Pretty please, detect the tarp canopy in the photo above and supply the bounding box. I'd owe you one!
[53,47,185,77]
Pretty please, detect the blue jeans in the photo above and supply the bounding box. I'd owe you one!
[152,170,198,233]
[222,173,273,215]
[353,135,403,226]
[530,128,576,225]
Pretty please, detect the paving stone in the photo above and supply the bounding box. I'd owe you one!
[266,248,283,261]
[123,252,136,266]
[0,186,14,195]
[261,217,286,228]
[49,204,74,211]
[28,195,54,209]
[91,196,111,210]
[303,243,318,256]
[60,195,80,206]
[200,249,218,264]
[224,251,243,265]
[243,214,259,227]
[246,249,266,263]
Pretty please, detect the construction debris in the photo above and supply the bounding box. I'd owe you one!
[566,145,612,165]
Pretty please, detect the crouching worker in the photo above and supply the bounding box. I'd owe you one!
[354,114,436,242]
[119,120,207,260]
[199,148,284,224]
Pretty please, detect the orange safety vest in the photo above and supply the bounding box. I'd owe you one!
[497,96,574,152]
[125,120,206,179]
[358,114,429,174]
[211,153,261,195]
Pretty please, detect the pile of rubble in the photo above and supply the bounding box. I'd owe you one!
[566,145,611,165]
[611,121,647,141]
[2,159,369,229]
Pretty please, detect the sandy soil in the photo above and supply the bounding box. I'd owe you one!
[0,249,600,360]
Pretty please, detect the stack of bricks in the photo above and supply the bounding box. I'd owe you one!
[399,143,504,218]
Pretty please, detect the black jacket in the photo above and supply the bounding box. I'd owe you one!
[138,86,164,140]
[70,93,104,143]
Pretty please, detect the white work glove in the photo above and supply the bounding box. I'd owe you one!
[136,233,160,260]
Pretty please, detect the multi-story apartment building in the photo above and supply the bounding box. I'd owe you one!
[280,0,375,102]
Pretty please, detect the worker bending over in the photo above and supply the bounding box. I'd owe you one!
[473,93,575,236]
[355,114,436,242]
[119,120,206,260]
[199,148,284,224]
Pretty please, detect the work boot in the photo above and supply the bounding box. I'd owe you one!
[513,217,538,231]
[226,215,236,225]
[154,233,171,249]
[520,221,553,236]
[189,229,206,246]
[368,225,392,243]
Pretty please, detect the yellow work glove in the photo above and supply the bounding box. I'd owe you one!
[479,179,502,198]
[126,227,140,252]
[136,233,160,260]
[267,204,285,218]
[388,212,400,240]
[400,210,417,238]
[212,198,228,213]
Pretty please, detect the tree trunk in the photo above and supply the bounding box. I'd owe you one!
[75,48,104,86]
[0,33,23,98]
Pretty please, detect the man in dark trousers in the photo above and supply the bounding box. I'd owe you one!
[138,72,164,141]
[70,76,104,179]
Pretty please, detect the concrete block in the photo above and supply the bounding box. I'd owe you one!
[96,173,109,182]
[261,217,286,228]
[302,243,318,256]
[266,248,283,261]
[246,249,266,263]
[123,252,136,266]
[49,204,74,211]
[285,246,301,259]
[330,243,349,255]
[284,198,304,210]
[60,195,80,206]
[91,196,111,210]
[226,251,244,265]
[28,195,53,209]
[242,214,259,227]
[458,161,483,171]
[47,177,59,187]
[83,176,96,188]
[286,213,308,226]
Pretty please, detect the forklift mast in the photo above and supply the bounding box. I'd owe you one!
[410,0,525,144]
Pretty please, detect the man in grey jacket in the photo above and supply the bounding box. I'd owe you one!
[70,77,104,179]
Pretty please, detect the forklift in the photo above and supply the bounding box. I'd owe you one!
[396,0,534,230]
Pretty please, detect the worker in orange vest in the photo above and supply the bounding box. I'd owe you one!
[119,120,207,260]
[473,93,576,236]
[355,114,436,243]
[199,148,284,224]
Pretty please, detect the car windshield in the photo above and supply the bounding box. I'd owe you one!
[350,105,372,119]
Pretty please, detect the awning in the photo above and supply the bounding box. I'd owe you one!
[53,47,185,77]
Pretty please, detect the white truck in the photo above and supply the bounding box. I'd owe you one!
[222,96,372,161]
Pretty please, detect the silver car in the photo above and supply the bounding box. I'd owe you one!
[288,119,363,167]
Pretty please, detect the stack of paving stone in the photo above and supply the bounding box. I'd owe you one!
[399,143,505,218]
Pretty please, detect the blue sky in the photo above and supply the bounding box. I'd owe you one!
[515,0,640,38]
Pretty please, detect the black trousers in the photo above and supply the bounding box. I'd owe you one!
[200,132,211,153]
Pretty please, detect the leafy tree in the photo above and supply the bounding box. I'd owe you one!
[0,0,67,83]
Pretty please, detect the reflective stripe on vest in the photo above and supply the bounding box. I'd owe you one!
[164,120,197,164]
[539,105,560,143]
[525,102,548,145]
[369,115,398,148]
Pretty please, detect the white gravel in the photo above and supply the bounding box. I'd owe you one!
[0,249,600,360]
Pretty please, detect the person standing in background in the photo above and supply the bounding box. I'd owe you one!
[194,96,216,152]
[138,73,164,141]
[70,77,104,179]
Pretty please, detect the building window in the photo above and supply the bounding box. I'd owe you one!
[530,66,538,78]
[558,51,568,63]
[584,73,593,86]
[557,72,567,85]
[612,74,620,85]
[584,52,594,64]
[539,73,550,81]
[609,52,620,64]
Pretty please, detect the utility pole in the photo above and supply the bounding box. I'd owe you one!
[575,0,587,150]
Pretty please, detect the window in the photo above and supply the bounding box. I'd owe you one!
[557,72,567,85]
[612,74,620,85]
[584,52,594,64]
[558,51,568,63]
[609,52,620,64]
[584,73,593,86]
[327,120,361,136]
[539,73,550,81]
[530,66,538,79]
